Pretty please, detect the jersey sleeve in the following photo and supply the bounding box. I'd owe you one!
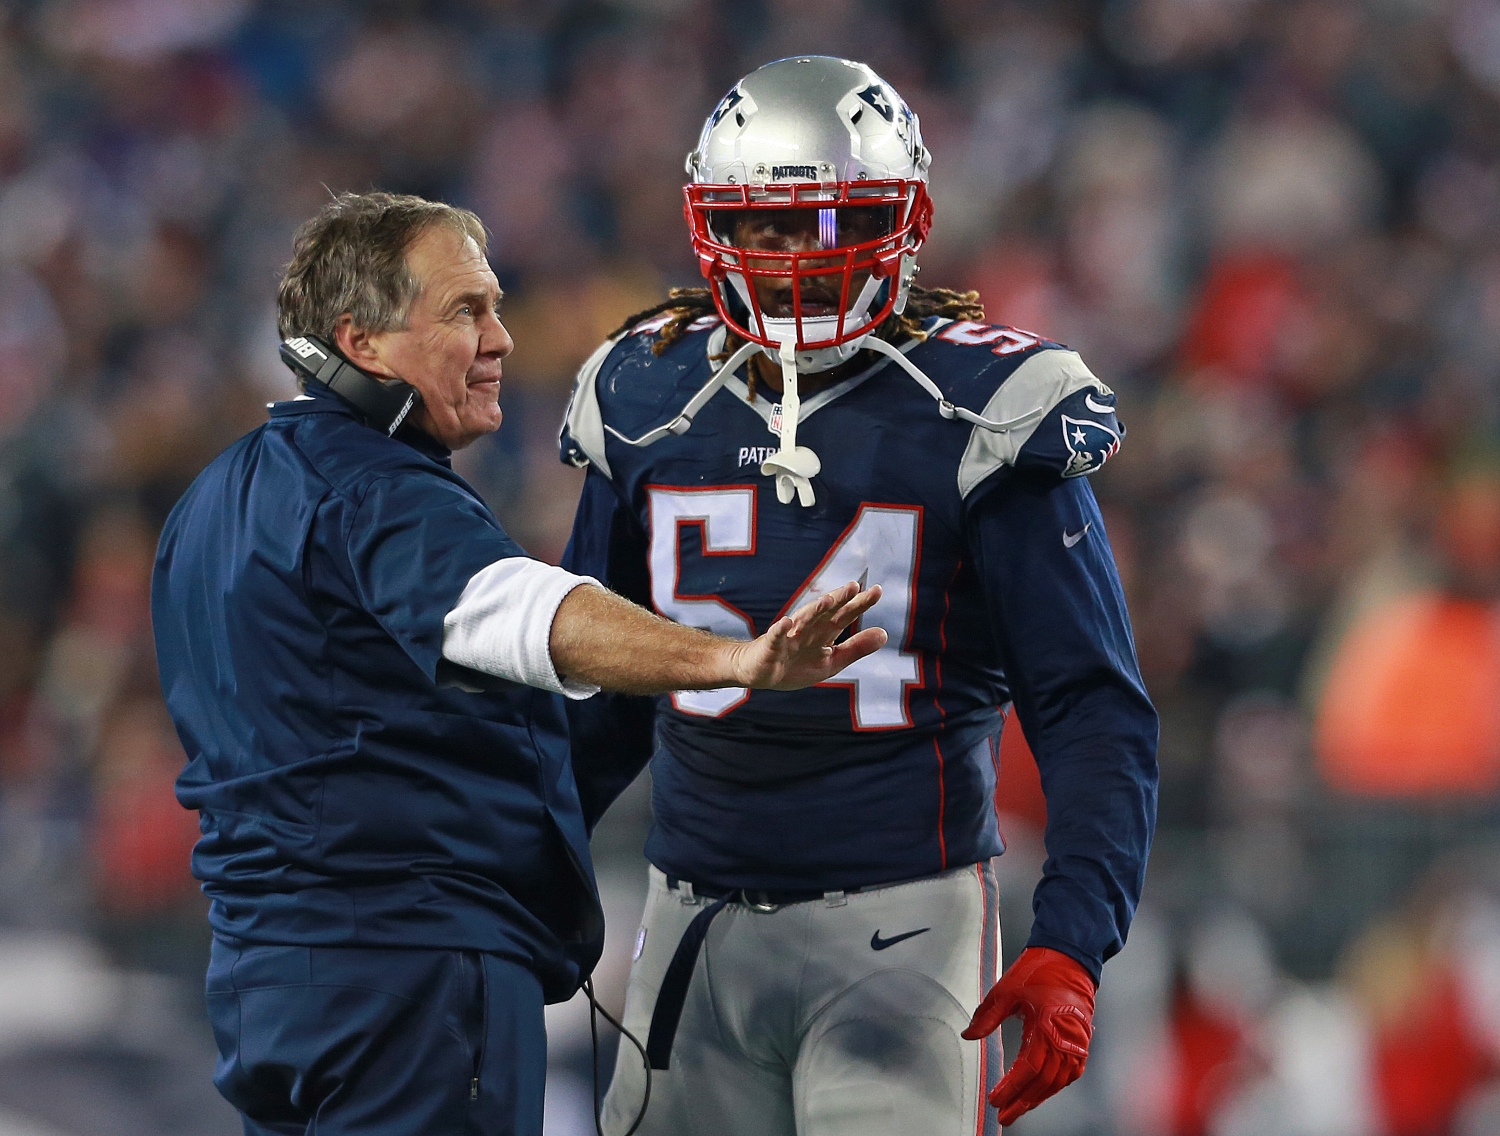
[559,465,658,833]
[345,472,525,682]
[966,471,1158,982]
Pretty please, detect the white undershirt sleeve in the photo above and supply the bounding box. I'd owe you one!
[442,557,603,699]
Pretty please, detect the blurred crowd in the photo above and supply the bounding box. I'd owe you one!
[1,0,1500,1132]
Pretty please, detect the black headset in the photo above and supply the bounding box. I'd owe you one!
[278,334,420,436]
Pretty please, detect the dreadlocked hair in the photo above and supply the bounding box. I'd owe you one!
[890,285,985,337]
[608,287,719,355]
[606,283,986,400]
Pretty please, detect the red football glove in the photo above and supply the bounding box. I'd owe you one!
[961,946,1096,1127]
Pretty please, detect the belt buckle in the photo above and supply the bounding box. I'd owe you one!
[741,890,780,914]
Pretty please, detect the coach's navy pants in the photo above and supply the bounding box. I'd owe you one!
[205,937,547,1135]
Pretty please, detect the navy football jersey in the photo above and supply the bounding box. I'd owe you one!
[559,315,1157,977]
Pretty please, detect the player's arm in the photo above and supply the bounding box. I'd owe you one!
[556,466,659,830]
[972,472,1158,972]
[962,469,1158,1124]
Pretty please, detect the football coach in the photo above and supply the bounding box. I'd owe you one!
[151,191,886,1136]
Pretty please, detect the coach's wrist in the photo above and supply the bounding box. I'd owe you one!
[717,638,756,689]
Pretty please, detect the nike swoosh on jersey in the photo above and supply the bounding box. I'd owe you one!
[1084,393,1114,414]
[870,927,931,951]
[1063,522,1092,548]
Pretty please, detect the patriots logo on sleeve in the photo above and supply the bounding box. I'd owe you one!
[1061,415,1121,478]
[1001,382,1124,482]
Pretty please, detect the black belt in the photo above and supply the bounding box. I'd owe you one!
[664,875,864,908]
[645,877,873,1069]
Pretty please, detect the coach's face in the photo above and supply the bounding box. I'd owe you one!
[337,225,512,450]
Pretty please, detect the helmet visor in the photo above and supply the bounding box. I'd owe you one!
[709,205,897,253]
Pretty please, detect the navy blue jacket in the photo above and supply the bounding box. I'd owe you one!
[559,317,1158,980]
[153,385,602,1002]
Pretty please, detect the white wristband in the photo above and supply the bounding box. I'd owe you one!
[442,558,602,699]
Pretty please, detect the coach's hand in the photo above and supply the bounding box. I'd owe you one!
[962,947,1096,1127]
[548,579,884,696]
[730,581,886,691]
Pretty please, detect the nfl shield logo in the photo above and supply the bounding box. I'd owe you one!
[769,404,783,437]
[1061,416,1120,478]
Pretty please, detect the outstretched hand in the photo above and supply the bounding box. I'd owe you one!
[962,947,1096,1127]
[728,581,886,691]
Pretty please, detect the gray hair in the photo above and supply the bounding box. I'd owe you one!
[276,191,489,341]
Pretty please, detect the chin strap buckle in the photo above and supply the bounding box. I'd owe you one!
[762,450,821,507]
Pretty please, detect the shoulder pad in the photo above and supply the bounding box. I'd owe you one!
[956,347,1120,498]
[560,335,622,477]
[559,318,727,476]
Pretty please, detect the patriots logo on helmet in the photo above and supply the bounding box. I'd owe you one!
[1060,416,1120,478]
[710,87,745,127]
[856,84,895,122]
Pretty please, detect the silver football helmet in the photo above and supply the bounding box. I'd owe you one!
[684,56,933,375]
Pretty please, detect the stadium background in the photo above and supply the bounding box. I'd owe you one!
[0,0,1499,1131]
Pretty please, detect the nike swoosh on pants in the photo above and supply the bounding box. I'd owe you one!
[870,927,931,950]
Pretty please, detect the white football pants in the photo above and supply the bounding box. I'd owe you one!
[602,862,1003,1136]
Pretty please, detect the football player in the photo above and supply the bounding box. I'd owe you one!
[558,56,1158,1135]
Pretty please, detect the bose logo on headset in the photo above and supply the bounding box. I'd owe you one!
[278,334,420,437]
[284,337,328,361]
